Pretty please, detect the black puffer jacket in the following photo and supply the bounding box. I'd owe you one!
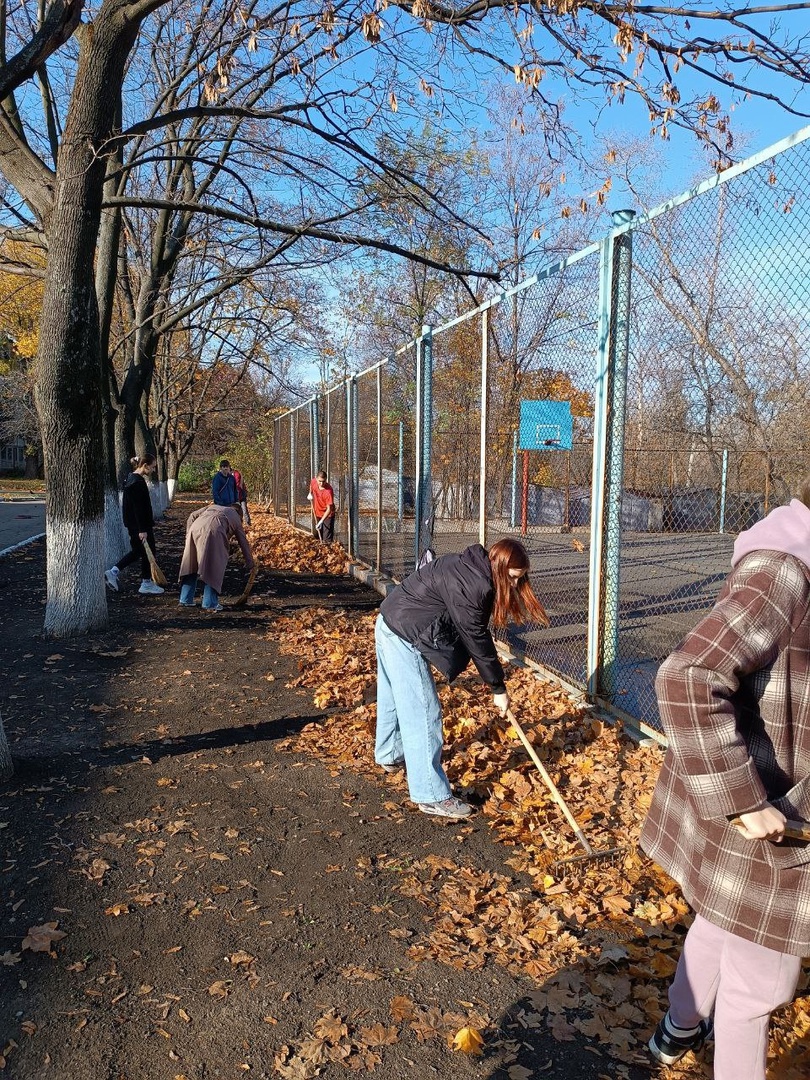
[121,473,154,533]
[379,544,506,693]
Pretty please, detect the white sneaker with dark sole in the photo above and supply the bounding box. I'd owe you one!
[417,797,473,819]
[139,581,165,595]
[104,569,120,592]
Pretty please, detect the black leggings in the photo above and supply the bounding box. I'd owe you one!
[317,515,335,543]
[116,528,155,578]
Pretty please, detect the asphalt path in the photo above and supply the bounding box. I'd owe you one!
[0,498,45,553]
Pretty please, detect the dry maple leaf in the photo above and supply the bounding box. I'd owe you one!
[0,952,21,966]
[451,1026,484,1055]
[313,1011,348,1044]
[104,902,130,917]
[227,951,255,966]
[389,995,415,1022]
[22,923,66,954]
[357,1023,398,1047]
[207,980,231,999]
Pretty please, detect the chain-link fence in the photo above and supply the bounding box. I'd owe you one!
[272,124,810,734]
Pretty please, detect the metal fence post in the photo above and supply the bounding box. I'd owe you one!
[273,416,280,514]
[414,337,423,569]
[719,447,729,533]
[289,411,296,526]
[345,377,353,557]
[311,396,320,476]
[376,366,383,571]
[351,376,360,557]
[596,209,634,701]
[587,227,618,696]
[420,324,434,562]
[397,420,404,524]
[479,308,489,547]
[510,430,518,529]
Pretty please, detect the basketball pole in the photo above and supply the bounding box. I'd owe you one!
[521,449,529,536]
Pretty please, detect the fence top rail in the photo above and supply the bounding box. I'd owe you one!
[610,122,810,238]
[276,122,810,421]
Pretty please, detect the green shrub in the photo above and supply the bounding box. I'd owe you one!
[177,460,213,492]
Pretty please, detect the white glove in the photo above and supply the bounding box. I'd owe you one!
[493,691,510,716]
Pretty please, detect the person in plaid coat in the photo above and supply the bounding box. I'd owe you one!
[640,487,810,1079]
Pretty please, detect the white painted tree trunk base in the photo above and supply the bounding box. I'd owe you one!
[148,480,168,519]
[167,478,176,503]
[44,516,108,637]
[105,488,130,567]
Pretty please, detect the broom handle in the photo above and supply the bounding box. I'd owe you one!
[506,709,593,856]
[730,816,810,841]
[142,538,158,567]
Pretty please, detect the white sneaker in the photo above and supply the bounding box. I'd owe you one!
[139,580,165,595]
[104,568,120,592]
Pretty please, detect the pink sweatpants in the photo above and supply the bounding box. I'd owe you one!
[668,914,802,1080]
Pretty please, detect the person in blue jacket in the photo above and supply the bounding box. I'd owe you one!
[375,538,548,819]
[212,460,238,506]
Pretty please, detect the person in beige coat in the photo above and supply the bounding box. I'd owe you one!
[178,504,254,612]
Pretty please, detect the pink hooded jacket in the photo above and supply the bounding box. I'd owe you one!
[732,498,810,570]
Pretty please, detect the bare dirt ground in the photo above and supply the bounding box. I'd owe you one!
[0,499,805,1080]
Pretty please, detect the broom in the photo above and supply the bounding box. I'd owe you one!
[141,539,168,587]
[232,561,258,608]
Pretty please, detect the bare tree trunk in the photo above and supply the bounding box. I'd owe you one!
[0,711,13,781]
[34,3,139,637]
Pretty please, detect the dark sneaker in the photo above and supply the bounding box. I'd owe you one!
[380,760,405,774]
[417,797,473,819]
[649,1013,713,1066]
[202,605,224,613]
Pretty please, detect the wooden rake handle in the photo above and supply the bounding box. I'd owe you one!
[730,816,810,841]
[505,708,593,856]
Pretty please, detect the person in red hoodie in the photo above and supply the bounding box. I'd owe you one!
[232,468,251,526]
[307,470,335,543]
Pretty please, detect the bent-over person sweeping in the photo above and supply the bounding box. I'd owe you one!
[178,503,254,613]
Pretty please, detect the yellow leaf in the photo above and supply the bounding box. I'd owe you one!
[104,903,130,917]
[451,1026,484,1055]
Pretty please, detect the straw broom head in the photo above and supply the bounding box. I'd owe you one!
[142,539,168,587]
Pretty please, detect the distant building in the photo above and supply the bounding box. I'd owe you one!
[0,436,26,473]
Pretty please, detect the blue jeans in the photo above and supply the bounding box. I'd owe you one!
[179,574,219,609]
[374,613,451,804]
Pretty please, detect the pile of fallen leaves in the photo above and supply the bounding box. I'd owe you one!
[248,509,350,575]
[272,608,377,713]
[262,521,810,1077]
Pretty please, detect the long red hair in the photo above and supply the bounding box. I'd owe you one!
[488,538,549,630]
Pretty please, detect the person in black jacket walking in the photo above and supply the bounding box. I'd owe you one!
[104,454,164,596]
[375,538,547,818]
